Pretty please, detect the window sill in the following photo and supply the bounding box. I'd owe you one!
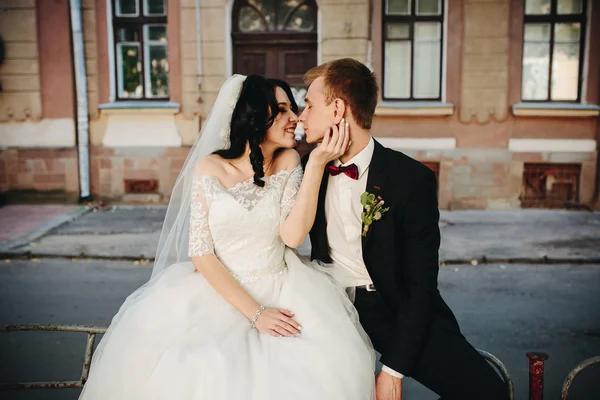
[512,102,600,117]
[374,101,454,116]
[99,101,180,115]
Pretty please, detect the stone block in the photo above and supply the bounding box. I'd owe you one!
[487,198,521,210]
[202,41,227,59]
[0,0,36,8]
[121,193,163,203]
[203,58,226,76]
[464,38,508,55]
[461,70,509,89]
[182,43,198,61]
[0,9,37,42]
[464,2,509,38]
[462,55,509,72]
[321,39,369,57]
[82,9,97,40]
[201,7,227,43]
[320,4,370,39]
[0,92,42,121]
[1,76,40,92]
[0,59,39,75]
[3,42,37,58]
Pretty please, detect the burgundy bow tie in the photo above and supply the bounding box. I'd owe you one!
[327,163,359,180]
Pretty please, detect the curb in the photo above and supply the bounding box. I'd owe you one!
[0,207,93,253]
[1,251,600,266]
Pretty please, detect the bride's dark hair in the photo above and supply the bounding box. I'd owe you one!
[213,75,298,187]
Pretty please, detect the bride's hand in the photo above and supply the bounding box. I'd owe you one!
[254,308,302,337]
[308,118,351,169]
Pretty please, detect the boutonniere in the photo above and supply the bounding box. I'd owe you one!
[360,191,390,237]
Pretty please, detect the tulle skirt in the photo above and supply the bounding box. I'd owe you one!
[79,248,376,399]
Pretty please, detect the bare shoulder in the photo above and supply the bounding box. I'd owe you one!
[274,148,301,172]
[194,154,226,176]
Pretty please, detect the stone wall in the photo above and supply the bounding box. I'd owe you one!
[0,0,42,121]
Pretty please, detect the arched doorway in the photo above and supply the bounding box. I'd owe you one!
[232,0,317,90]
[232,0,318,154]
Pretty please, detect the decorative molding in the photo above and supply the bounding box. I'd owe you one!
[375,102,454,116]
[512,103,600,117]
[102,114,182,147]
[508,139,597,153]
[374,137,457,150]
[0,118,76,148]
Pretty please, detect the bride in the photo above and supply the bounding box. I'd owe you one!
[79,74,375,399]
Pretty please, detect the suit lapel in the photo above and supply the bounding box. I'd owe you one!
[313,162,331,238]
[362,140,390,251]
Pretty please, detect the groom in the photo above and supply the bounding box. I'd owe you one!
[299,58,509,400]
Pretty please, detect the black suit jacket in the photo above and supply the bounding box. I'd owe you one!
[302,139,460,376]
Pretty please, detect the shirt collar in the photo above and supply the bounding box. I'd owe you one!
[334,136,374,179]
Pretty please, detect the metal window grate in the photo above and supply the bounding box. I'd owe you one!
[124,179,159,193]
[521,163,581,208]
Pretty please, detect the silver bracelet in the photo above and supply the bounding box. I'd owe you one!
[250,305,266,329]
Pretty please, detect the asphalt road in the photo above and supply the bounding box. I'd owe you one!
[1,259,599,399]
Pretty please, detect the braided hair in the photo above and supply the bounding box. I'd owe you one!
[214,75,298,187]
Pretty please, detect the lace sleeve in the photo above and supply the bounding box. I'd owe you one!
[280,165,304,222]
[188,176,215,257]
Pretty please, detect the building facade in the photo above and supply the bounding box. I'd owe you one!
[1,0,599,209]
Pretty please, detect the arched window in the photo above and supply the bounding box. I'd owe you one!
[232,0,318,89]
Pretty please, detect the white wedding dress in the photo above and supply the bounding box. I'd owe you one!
[79,165,375,400]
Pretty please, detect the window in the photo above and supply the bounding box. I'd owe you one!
[232,0,317,88]
[521,0,587,102]
[382,0,444,101]
[112,0,169,100]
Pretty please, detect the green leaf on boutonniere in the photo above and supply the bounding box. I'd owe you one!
[360,190,390,236]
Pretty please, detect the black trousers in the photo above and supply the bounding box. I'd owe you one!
[354,289,509,400]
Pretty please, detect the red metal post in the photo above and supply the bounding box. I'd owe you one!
[527,352,549,400]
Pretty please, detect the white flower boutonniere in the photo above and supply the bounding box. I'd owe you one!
[360,192,390,237]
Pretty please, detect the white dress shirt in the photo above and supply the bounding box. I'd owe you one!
[324,136,404,379]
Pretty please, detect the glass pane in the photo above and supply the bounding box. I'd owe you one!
[524,24,551,41]
[551,24,580,101]
[554,23,580,42]
[117,27,138,42]
[277,0,298,27]
[557,0,583,14]
[521,41,550,100]
[116,0,138,16]
[147,44,170,97]
[145,0,166,15]
[415,22,440,40]
[387,0,410,15]
[386,23,410,39]
[414,40,440,98]
[551,43,580,100]
[416,0,440,15]
[285,5,315,31]
[248,0,276,29]
[525,0,550,15]
[239,6,267,32]
[147,25,167,41]
[117,44,143,98]
[384,41,411,98]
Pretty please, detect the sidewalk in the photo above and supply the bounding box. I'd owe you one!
[1,205,599,263]
[0,205,90,252]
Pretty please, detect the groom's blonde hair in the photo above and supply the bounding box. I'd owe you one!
[304,58,379,130]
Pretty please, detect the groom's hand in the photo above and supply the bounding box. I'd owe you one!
[375,370,403,400]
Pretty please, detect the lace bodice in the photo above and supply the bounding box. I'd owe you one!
[188,165,303,281]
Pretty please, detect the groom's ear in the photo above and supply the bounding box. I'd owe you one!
[332,98,346,125]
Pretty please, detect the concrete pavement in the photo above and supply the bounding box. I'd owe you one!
[1,205,599,263]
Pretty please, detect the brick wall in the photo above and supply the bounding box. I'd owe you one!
[0,149,79,201]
